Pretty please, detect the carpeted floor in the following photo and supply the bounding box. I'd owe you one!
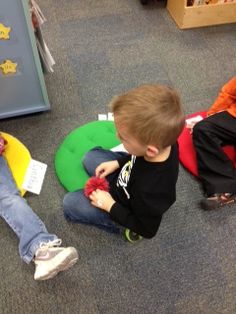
[0,0,235,313]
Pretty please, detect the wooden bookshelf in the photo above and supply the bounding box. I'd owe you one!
[167,0,236,29]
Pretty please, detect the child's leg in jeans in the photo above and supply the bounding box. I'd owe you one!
[82,147,127,179]
[0,156,58,263]
[0,156,78,280]
[63,147,127,233]
[63,189,120,233]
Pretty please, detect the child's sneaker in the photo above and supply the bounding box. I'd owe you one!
[201,193,236,210]
[34,239,78,280]
[124,229,143,243]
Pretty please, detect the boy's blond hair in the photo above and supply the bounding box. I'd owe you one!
[110,84,185,149]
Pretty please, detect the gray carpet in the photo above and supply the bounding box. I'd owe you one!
[0,0,236,313]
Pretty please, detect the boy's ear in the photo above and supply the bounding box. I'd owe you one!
[146,145,159,157]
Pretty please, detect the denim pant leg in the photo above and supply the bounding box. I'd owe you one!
[83,147,127,181]
[0,157,58,263]
[63,147,127,233]
[63,190,120,233]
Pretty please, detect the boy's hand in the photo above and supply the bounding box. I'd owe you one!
[89,189,116,212]
[185,115,203,134]
[95,160,119,178]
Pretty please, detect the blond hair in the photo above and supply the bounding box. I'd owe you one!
[110,84,185,149]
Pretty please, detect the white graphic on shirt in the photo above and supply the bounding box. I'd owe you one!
[117,155,136,199]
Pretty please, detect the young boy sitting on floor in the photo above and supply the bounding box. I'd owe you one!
[63,84,185,242]
[0,136,78,280]
[192,76,236,210]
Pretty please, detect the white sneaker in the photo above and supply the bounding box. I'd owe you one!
[34,239,78,280]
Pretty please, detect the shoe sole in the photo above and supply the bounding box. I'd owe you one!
[201,198,236,210]
[35,248,78,281]
[124,229,143,243]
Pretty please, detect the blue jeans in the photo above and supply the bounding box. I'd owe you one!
[63,148,127,234]
[0,156,57,263]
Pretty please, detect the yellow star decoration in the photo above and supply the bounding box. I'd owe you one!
[0,23,11,40]
[0,60,18,75]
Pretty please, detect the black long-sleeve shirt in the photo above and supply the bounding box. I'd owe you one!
[109,144,179,238]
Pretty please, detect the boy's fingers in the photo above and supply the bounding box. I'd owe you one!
[99,172,106,178]
[95,169,102,177]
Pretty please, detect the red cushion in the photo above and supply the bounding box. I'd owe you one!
[178,111,236,177]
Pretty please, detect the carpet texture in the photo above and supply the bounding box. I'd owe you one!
[0,0,235,313]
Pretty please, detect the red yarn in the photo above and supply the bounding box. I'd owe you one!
[84,176,109,197]
[0,136,8,155]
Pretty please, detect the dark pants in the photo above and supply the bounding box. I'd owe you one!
[192,111,236,196]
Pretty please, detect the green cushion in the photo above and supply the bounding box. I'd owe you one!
[55,121,120,191]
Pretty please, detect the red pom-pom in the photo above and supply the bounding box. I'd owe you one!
[84,176,109,197]
[0,136,7,155]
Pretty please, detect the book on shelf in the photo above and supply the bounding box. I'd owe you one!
[29,0,55,73]
[187,0,236,6]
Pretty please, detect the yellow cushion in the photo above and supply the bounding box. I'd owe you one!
[1,132,31,196]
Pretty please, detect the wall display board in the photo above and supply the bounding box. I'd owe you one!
[0,0,50,119]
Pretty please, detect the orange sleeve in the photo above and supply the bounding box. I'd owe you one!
[207,76,236,117]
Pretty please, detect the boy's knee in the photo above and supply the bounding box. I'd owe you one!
[63,192,81,215]
[83,147,102,174]
[82,150,93,168]
[82,148,100,169]
[63,193,72,212]
[63,195,74,220]
[63,192,89,222]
